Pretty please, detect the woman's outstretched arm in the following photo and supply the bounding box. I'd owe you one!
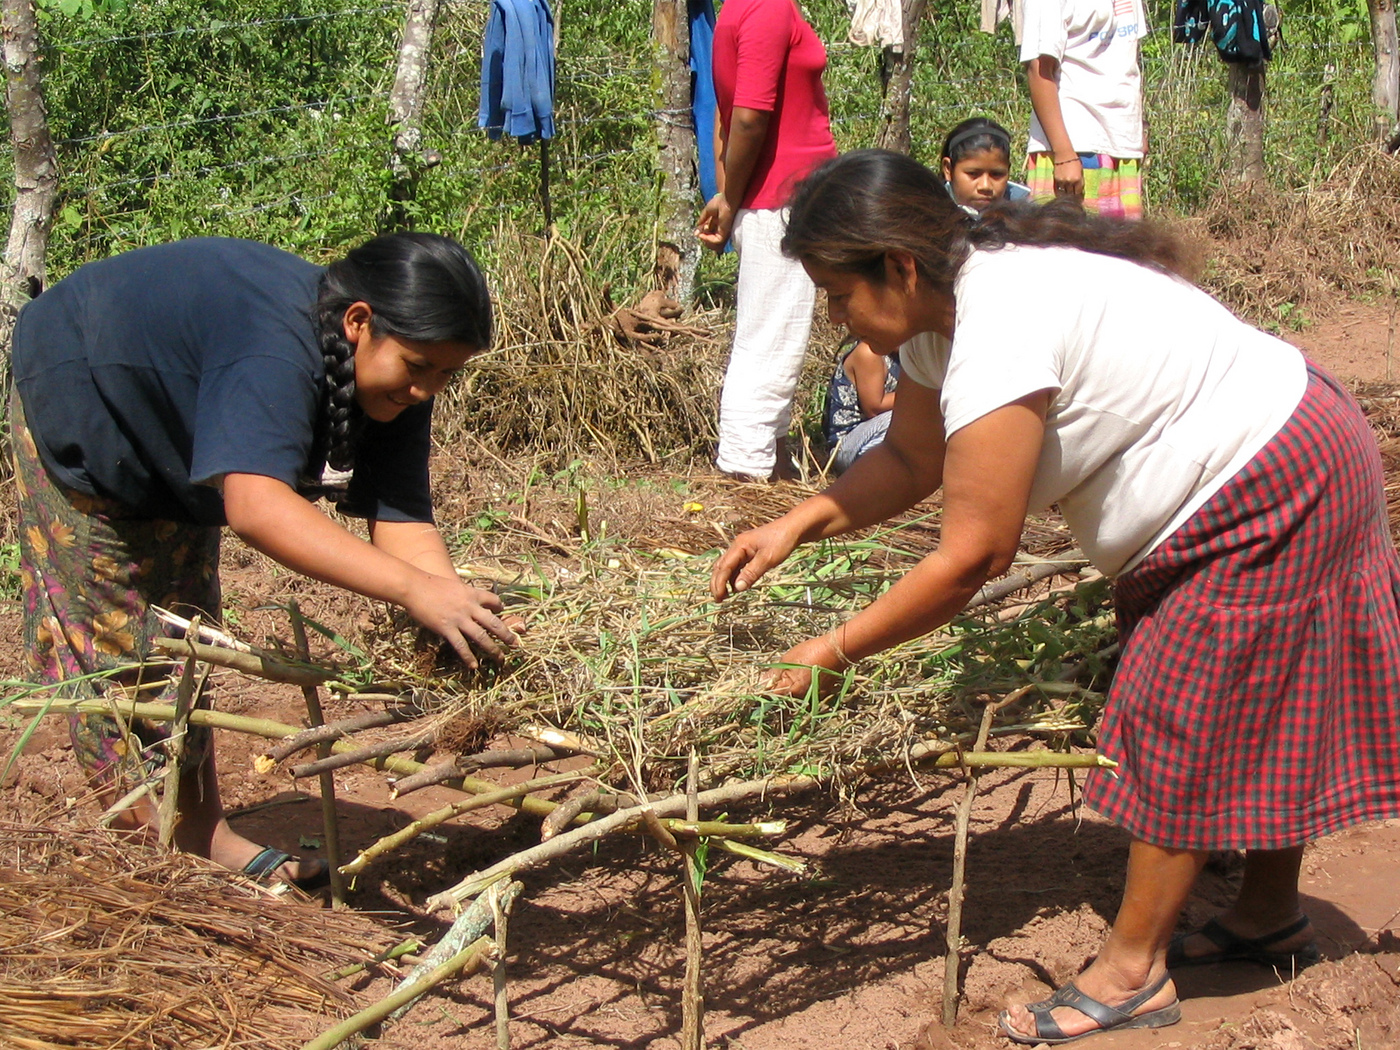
[222,473,517,667]
[711,376,948,599]
[765,390,1048,695]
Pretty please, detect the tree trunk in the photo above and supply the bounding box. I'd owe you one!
[873,0,929,155]
[1,0,56,365]
[384,0,442,231]
[652,0,699,302]
[1370,0,1400,140]
[1226,62,1266,183]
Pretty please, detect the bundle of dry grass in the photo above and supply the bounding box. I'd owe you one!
[0,820,395,1050]
[1199,148,1400,325]
[440,226,728,465]
[343,495,1101,796]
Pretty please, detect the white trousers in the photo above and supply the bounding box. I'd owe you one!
[715,207,817,476]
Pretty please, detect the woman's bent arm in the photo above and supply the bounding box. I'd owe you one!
[711,377,948,598]
[223,473,516,666]
[770,391,1048,694]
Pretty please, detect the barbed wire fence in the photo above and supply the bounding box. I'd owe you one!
[0,0,1385,297]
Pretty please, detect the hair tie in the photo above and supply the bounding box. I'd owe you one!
[944,123,1011,161]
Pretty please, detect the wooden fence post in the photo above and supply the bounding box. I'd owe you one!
[1226,62,1266,182]
[385,0,442,231]
[1,0,56,364]
[652,0,699,303]
[1369,0,1400,145]
[873,0,929,155]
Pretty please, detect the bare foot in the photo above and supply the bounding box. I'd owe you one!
[1001,959,1178,1042]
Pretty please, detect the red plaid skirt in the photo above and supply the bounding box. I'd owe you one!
[1085,364,1400,850]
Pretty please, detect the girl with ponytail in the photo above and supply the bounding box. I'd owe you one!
[11,232,510,888]
[711,150,1400,1043]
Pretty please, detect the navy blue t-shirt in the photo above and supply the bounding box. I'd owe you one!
[12,238,434,526]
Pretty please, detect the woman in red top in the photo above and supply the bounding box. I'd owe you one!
[698,0,837,480]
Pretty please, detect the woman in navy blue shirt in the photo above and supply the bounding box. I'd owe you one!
[12,232,513,886]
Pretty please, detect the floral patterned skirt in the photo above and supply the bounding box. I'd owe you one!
[12,392,221,792]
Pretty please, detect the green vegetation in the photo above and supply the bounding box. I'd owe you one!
[7,0,1376,293]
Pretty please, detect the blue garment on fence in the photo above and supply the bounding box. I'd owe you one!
[479,0,556,144]
[690,0,718,203]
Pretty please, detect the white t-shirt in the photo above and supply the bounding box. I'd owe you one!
[1019,0,1148,159]
[899,246,1307,576]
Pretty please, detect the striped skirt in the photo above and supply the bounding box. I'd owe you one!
[1026,152,1143,220]
[11,393,220,792]
[1085,364,1400,850]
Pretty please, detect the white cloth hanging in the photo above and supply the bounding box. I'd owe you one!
[979,0,1024,42]
[847,0,903,49]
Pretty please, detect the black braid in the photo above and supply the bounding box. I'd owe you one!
[314,297,364,473]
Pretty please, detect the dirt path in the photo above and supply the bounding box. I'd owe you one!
[3,312,1398,1050]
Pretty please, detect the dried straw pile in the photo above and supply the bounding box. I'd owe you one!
[441,226,729,465]
[0,820,394,1050]
[356,495,1102,795]
[1199,148,1400,325]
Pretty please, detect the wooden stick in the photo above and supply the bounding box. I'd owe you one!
[388,880,522,1021]
[151,606,256,653]
[157,620,203,848]
[712,837,806,873]
[964,550,1086,611]
[426,786,806,913]
[681,751,704,1050]
[290,733,435,779]
[300,936,493,1050]
[323,937,423,982]
[942,691,1017,1027]
[340,771,588,877]
[391,745,573,799]
[461,744,577,771]
[152,636,332,686]
[290,602,348,910]
[98,768,167,827]
[10,698,583,819]
[540,790,622,841]
[491,883,511,1050]
[259,708,419,771]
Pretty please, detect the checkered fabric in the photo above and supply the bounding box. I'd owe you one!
[1085,364,1400,850]
[1026,152,1144,220]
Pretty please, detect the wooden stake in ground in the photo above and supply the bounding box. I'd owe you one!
[680,750,704,1050]
[289,602,347,909]
[157,619,203,848]
[301,937,495,1050]
[942,688,1023,1026]
[491,882,511,1050]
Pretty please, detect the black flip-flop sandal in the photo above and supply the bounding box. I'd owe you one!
[241,846,332,892]
[1166,914,1320,970]
[998,972,1181,1045]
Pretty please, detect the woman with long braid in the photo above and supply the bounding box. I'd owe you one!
[711,151,1400,1043]
[11,233,512,887]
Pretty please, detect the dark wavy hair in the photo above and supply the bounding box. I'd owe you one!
[781,150,1199,295]
[313,232,492,471]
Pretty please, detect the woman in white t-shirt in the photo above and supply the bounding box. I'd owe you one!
[710,151,1400,1045]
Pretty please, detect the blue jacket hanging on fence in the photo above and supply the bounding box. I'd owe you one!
[1173,0,1273,64]
[690,0,718,203]
[479,0,556,144]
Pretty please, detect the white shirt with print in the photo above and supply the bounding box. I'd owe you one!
[1020,0,1148,158]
